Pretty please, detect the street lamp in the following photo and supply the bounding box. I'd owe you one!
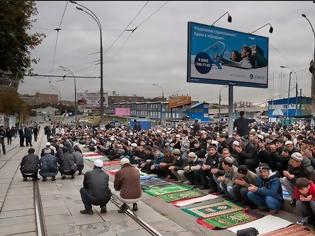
[250,23,273,34]
[59,66,78,124]
[218,85,227,121]
[302,13,315,126]
[212,11,232,25]
[280,66,298,117]
[70,1,104,125]
[152,83,164,122]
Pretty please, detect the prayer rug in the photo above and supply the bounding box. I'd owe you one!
[144,184,192,196]
[141,177,169,185]
[142,182,174,190]
[196,210,258,230]
[107,169,119,176]
[228,215,293,235]
[261,224,315,236]
[83,152,101,157]
[159,189,206,203]
[172,194,219,207]
[181,200,243,218]
[103,160,121,166]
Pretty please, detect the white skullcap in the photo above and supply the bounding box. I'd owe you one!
[285,140,293,145]
[188,152,196,158]
[120,157,130,165]
[46,142,51,147]
[233,141,240,146]
[176,134,180,138]
[94,159,103,168]
[131,143,138,147]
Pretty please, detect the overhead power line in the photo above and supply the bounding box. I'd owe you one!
[103,1,149,56]
[137,1,168,28]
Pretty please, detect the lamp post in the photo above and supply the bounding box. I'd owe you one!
[211,11,232,25]
[152,83,164,122]
[218,85,227,121]
[59,66,77,124]
[302,13,315,126]
[70,1,104,125]
[49,83,62,114]
[280,66,298,117]
[250,23,273,34]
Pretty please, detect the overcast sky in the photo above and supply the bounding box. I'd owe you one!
[18,1,315,105]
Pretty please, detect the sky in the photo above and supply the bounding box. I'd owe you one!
[18,1,315,105]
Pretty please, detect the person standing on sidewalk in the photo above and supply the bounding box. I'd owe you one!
[0,125,6,155]
[24,126,33,147]
[80,159,111,215]
[33,125,39,142]
[19,126,25,147]
[5,127,12,145]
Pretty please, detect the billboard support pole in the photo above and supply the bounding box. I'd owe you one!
[228,85,234,137]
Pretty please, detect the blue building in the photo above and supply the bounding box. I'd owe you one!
[268,96,312,119]
[186,102,209,123]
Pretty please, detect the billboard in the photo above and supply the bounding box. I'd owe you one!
[168,96,192,109]
[77,92,108,108]
[114,108,131,117]
[187,22,269,88]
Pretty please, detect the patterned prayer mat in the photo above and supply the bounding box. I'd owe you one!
[159,189,206,203]
[141,177,169,185]
[144,184,192,196]
[103,160,121,166]
[196,210,258,230]
[182,200,243,218]
[261,224,315,236]
[142,182,174,190]
[172,194,219,207]
[107,169,119,176]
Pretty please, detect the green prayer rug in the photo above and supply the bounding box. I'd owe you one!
[143,184,192,196]
[159,189,206,203]
[182,200,243,218]
[196,210,257,229]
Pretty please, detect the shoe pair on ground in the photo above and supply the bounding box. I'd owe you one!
[61,175,75,180]
[80,206,107,215]
[42,177,56,182]
[23,177,39,181]
[80,203,138,215]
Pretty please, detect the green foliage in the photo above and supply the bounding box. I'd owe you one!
[0,0,45,79]
[0,91,30,116]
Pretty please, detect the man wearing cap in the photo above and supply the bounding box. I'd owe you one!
[80,159,111,215]
[39,148,58,181]
[281,152,315,200]
[114,158,141,212]
[168,148,189,182]
[57,147,77,179]
[247,163,283,214]
[41,142,55,157]
[73,145,84,175]
[183,152,203,187]
[197,144,221,193]
[285,140,300,156]
[20,148,40,181]
[149,146,165,175]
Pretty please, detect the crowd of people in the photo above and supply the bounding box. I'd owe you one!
[18,113,315,224]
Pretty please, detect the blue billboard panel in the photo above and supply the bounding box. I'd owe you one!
[187,22,269,88]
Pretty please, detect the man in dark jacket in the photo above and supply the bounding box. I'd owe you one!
[247,163,283,214]
[80,159,111,215]
[233,111,255,137]
[20,148,40,181]
[33,125,39,142]
[57,147,77,179]
[19,126,25,147]
[73,145,84,175]
[24,126,33,147]
[0,125,6,154]
[168,148,189,182]
[234,139,258,172]
[114,158,141,212]
[39,149,58,181]
[197,144,221,193]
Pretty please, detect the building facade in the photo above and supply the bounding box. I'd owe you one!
[20,93,58,106]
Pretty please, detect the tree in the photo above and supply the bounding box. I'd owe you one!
[0,91,30,117]
[0,1,45,79]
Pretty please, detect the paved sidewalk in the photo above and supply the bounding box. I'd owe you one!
[0,130,45,235]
